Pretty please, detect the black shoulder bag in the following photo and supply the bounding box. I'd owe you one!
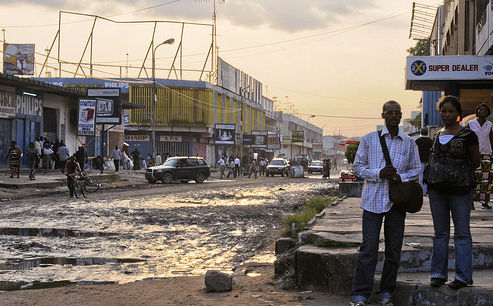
[378,131,423,213]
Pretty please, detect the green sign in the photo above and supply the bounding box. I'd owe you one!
[292,130,304,143]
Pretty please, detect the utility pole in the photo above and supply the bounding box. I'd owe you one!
[1,29,5,43]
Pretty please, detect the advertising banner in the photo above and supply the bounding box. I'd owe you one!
[214,123,236,145]
[3,44,35,76]
[313,143,323,153]
[78,99,97,136]
[87,88,122,124]
[0,89,16,118]
[251,130,268,148]
[268,134,281,150]
[243,134,253,146]
[292,130,304,143]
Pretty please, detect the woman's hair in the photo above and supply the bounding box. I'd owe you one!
[437,95,463,120]
[475,103,491,117]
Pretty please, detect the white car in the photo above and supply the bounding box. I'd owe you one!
[307,160,323,174]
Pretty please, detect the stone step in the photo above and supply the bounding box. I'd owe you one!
[295,244,493,295]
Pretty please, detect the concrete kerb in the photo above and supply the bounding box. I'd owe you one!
[275,196,493,305]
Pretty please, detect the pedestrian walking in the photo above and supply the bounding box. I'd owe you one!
[27,142,39,180]
[65,156,81,198]
[249,159,258,179]
[322,158,331,179]
[57,141,70,174]
[218,156,226,179]
[34,137,42,168]
[131,148,141,170]
[5,141,22,178]
[111,146,122,172]
[227,159,235,178]
[42,143,54,173]
[467,103,493,209]
[259,159,267,176]
[75,144,88,172]
[349,101,420,306]
[415,127,433,196]
[423,96,480,290]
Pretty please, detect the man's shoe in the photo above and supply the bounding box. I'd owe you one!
[448,279,467,290]
[482,202,492,209]
[350,302,366,306]
[430,277,446,287]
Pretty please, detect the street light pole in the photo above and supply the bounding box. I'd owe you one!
[305,114,315,156]
[151,38,175,156]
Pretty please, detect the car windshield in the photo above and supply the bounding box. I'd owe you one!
[311,162,322,166]
[270,160,284,165]
[163,159,178,167]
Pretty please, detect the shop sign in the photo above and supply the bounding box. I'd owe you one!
[214,123,236,145]
[160,135,182,142]
[124,135,150,142]
[16,93,42,119]
[406,55,493,81]
[0,90,16,118]
[78,99,96,136]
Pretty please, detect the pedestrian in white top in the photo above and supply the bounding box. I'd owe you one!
[234,156,240,178]
[111,146,121,172]
[218,157,226,179]
[468,103,493,209]
[155,153,162,166]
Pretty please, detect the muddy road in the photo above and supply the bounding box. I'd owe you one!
[0,177,336,291]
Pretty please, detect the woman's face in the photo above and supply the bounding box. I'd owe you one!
[440,102,460,125]
[476,106,489,119]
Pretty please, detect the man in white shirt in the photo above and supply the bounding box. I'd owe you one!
[111,146,121,172]
[155,153,162,166]
[234,156,240,178]
[218,156,226,179]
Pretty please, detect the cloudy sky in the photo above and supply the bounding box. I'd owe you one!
[0,0,443,136]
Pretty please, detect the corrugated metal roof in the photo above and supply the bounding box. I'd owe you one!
[0,73,85,97]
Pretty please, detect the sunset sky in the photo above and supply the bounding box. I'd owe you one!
[0,0,443,136]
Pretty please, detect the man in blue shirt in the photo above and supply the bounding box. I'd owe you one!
[350,101,420,306]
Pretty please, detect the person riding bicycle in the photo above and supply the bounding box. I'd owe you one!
[65,155,82,198]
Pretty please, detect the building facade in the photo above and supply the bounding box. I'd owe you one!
[279,113,323,160]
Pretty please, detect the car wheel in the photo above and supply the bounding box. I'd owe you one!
[161,172,173,184]
[195,172,206,184]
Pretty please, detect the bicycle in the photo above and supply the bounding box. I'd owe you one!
[76,172,101,193]
[69,175,86,199]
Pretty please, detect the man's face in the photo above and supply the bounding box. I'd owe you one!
[381,104,402,128]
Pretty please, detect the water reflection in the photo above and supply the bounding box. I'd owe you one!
[0,180,334,290]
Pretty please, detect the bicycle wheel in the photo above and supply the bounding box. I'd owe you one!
[83,178,100,193]
[73,184,81,198]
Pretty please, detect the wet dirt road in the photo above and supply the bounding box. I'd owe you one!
[0,176,336,291]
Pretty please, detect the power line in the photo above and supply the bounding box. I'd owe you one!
[0,0,184,29]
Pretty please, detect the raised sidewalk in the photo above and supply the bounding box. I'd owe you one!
[282,197,493,306]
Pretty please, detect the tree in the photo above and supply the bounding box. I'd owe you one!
[407,112,422,130]
[345,142,360,164]
[407,38,430,56]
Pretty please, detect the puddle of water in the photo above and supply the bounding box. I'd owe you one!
[0,180,336,290]
[0,257,145,271]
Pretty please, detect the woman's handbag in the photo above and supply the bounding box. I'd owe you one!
[378,131,423,213]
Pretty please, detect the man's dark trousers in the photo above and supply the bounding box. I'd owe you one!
[114,159,120,172]
[350,206,406,301]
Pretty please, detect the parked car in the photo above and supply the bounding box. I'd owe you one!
[307,160,323,174]
[145,157,210,184]
[266,158,289,177]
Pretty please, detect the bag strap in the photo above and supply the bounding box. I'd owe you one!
[378,130,393,168]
